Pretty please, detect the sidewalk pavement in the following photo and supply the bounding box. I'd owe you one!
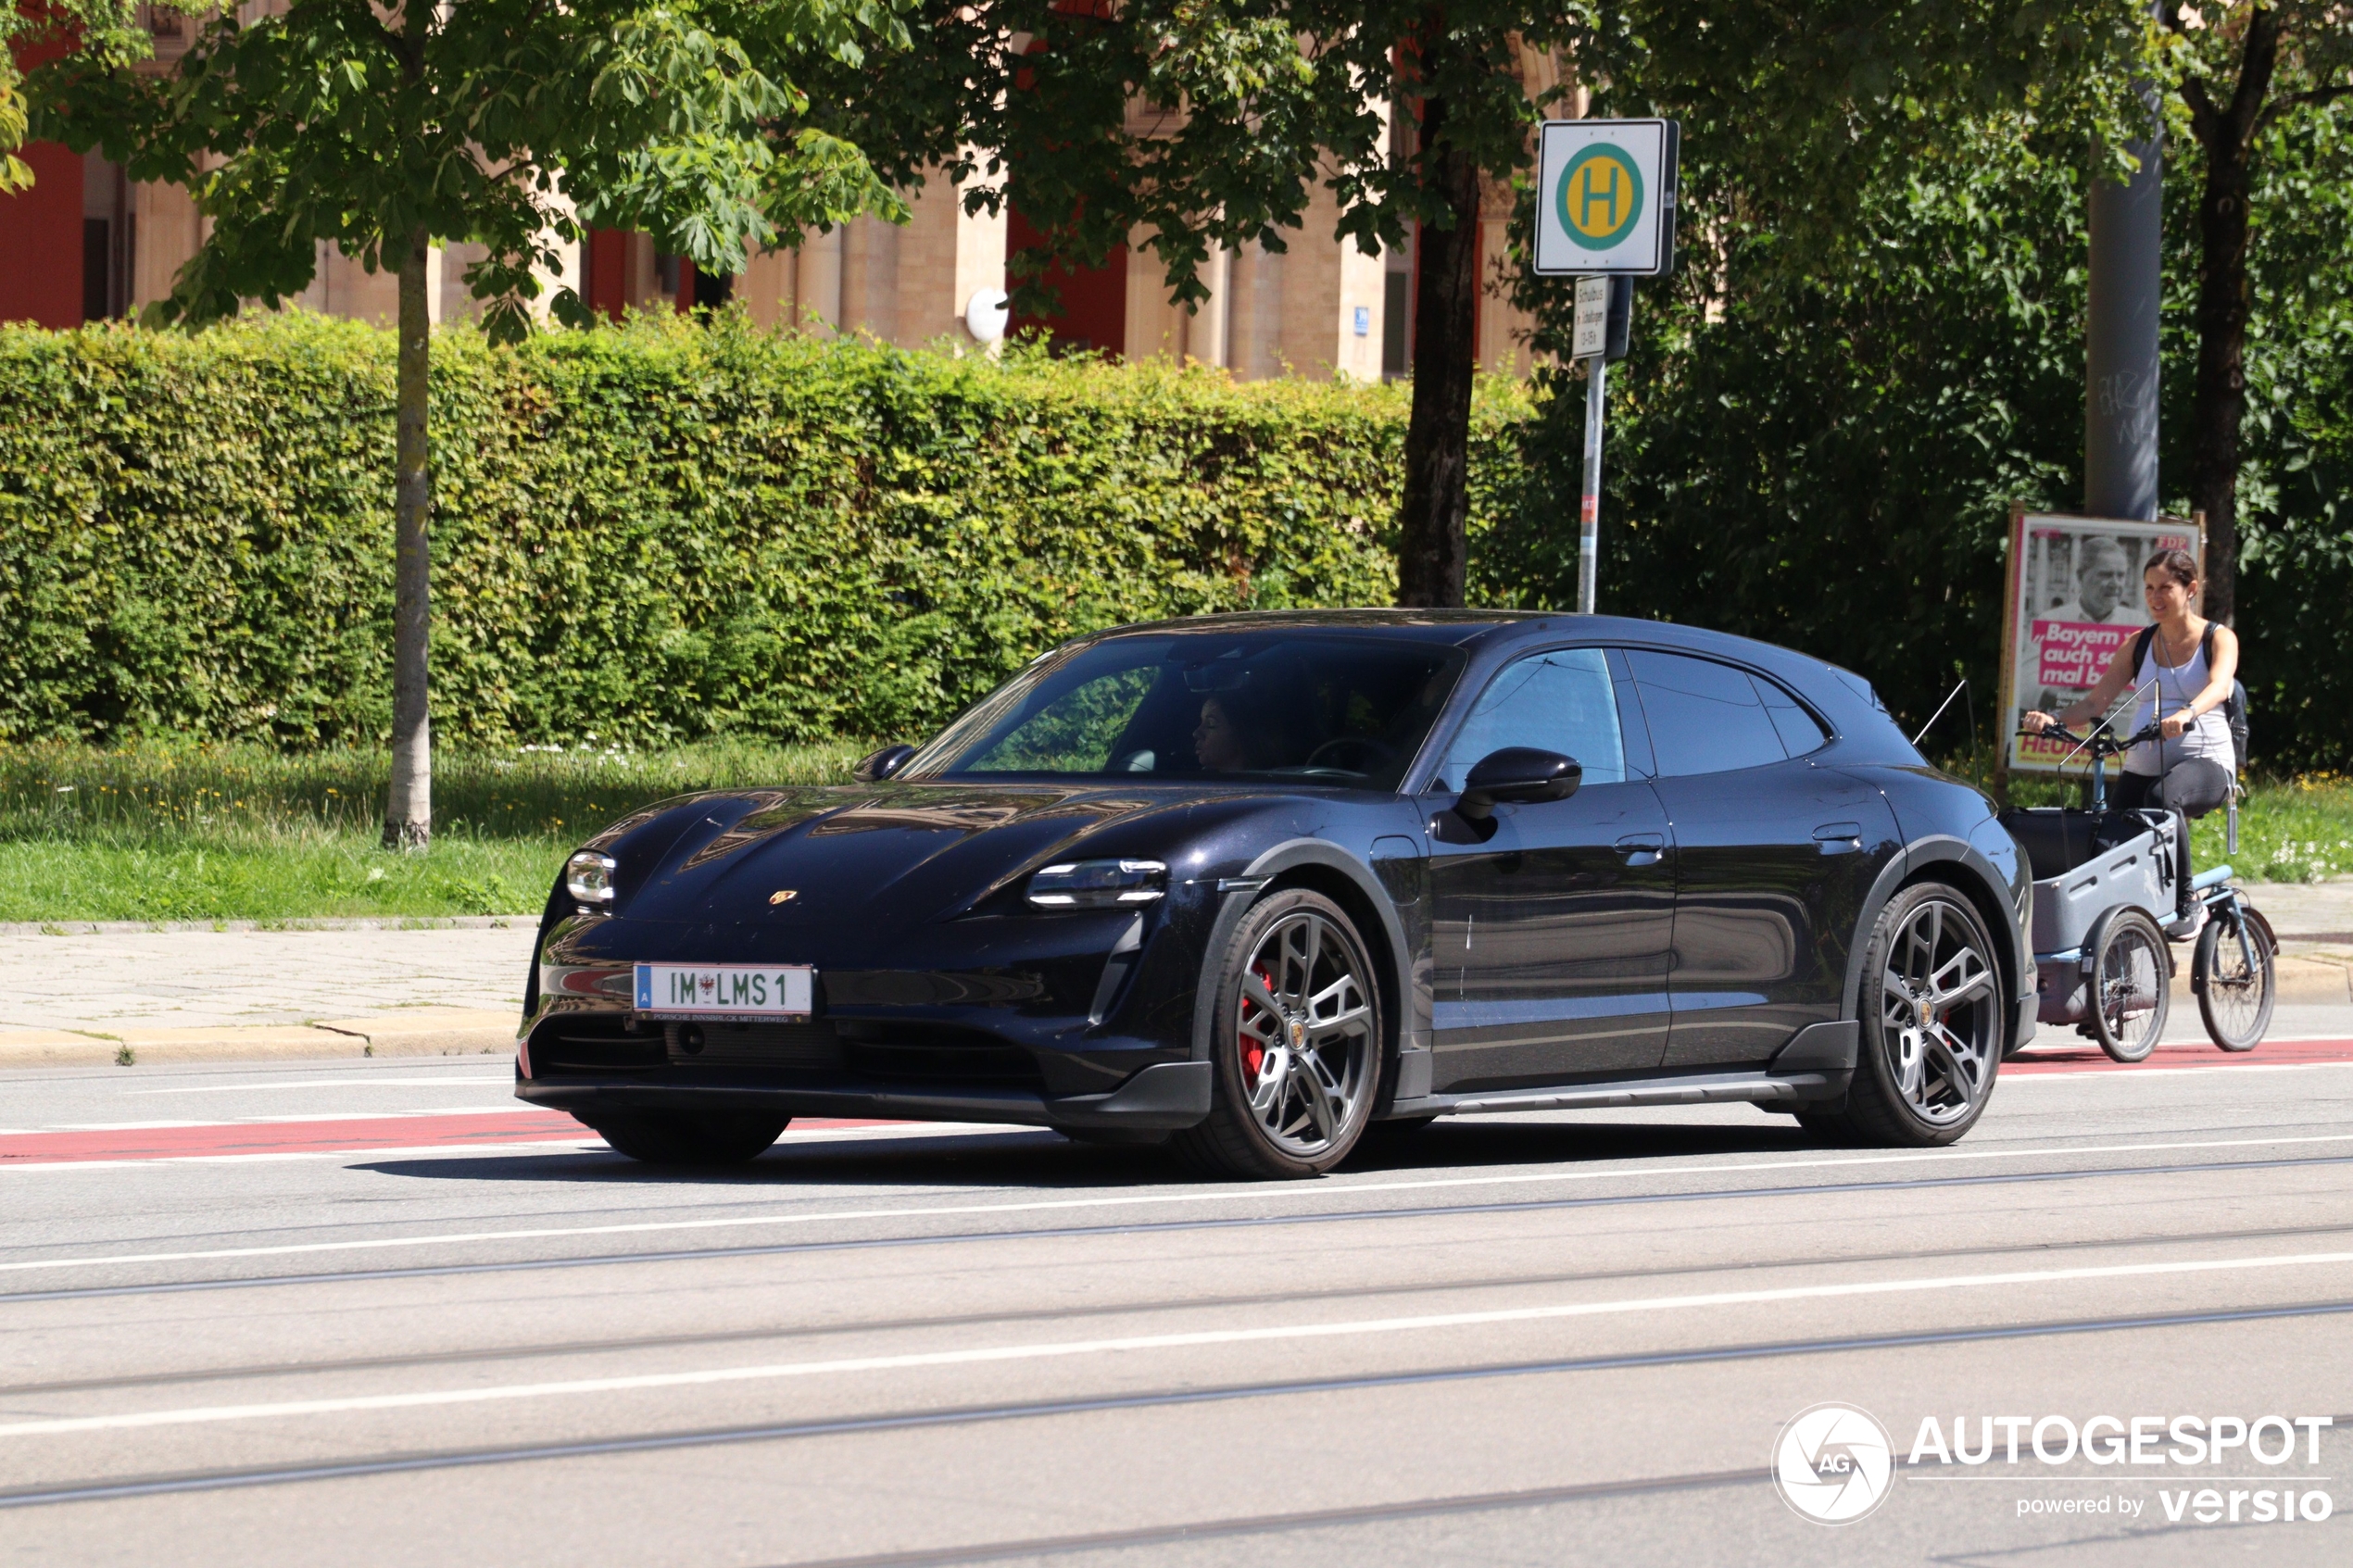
[0,920,536,1068]
[1,881,2347,1071]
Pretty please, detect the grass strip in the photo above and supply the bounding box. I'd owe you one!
[0,739,865,922]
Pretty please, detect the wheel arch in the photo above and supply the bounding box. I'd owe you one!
[1186,840,1411,1093]
[1845,836,2029,1052]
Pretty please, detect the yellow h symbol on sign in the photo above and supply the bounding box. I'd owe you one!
[1577,162,1625,231]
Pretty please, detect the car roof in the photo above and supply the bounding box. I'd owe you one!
[1068,609,1904,754]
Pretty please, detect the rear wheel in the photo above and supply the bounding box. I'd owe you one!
[578,1110,788,1166]
[1173,890,1381,1180]
[2088,909,2170,1063]
[1836,883,2001,1147]
[2196,906,2275,1052]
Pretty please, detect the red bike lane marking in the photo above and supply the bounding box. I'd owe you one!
[0,1114,905,1166]
[2004,1036,2353,1074]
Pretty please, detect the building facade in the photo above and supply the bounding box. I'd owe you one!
[3,10,1546,381]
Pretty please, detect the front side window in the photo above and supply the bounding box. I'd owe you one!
[1436,647,1628,788]
[909,633,1466,791]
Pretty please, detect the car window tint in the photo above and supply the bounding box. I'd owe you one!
[1438,648,1627,787]
[963,666,1158,772]
[1624,650,1788,776]
[1752,673,1831,757]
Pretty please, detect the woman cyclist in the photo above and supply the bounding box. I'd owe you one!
[2021,546,2239,915]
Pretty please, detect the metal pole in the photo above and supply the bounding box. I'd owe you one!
[2084,20,2162,521]
[1579,354,1605,614]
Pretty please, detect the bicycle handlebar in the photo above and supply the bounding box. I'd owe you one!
[2017,717,2165,757]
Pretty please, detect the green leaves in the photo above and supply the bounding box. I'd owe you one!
[25,0,907,331]
[0,315,1532,748]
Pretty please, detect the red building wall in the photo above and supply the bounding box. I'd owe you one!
[0,138,84,327]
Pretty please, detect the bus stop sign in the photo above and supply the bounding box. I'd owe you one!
[1535,119,1680,277]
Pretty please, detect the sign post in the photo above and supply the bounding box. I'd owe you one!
[1536,119,1679,614]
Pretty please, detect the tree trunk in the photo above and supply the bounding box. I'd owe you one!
[2183,13,2280,626]
[1395,90,1482,608]
[384,220,433,848]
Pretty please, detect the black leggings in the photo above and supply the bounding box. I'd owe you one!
[2115,759,2234,917]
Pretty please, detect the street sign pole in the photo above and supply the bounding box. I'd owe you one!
[1579,353,1605,615]
[1537,119,1678,617]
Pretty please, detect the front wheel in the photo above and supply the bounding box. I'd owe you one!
[1836,882,2003,1147]
[2196,906,2275,1052]
[577,1110,789,1166]
[1172,889,1382,1180]
[2089,909,2171,1063]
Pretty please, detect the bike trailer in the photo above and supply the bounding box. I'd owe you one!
[1998,808,2181,1025]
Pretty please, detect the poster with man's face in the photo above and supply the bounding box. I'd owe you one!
[2002,512,2201,773]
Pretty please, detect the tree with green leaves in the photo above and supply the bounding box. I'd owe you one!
[803,2,2152,608]
[5,2,163,193]
[25,0,901,845]
[2158,2,2353,622]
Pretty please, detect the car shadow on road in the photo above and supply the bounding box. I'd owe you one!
[353,1112,1843,1190]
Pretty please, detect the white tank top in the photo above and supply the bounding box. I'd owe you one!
[2127,626,2234,776]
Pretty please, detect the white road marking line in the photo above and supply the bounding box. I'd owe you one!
[0,1123,1042,1175]
[6,1131,2353,1272]
[6,1248,2352,1440]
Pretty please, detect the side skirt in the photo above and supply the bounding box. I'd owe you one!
[1397,1068,1851,1119]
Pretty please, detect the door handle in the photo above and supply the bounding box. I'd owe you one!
[1615,833,1666,867]
[1813,821,1865,854]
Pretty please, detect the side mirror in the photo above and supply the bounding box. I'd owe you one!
[853,744,916,784]
[1457,747,1580,822]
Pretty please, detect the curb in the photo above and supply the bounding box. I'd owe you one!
[0,916,533,937]
[0,1009,518,1069]
[2168,954,2350,1006]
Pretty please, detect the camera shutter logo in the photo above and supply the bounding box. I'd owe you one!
[1555,144,1645,248]
[1773,1403,1895,1524]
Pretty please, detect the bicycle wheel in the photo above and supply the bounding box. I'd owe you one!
[2089,909,2170,1063]
[2196,905,2275,1052]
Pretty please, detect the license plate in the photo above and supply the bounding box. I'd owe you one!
[634,964,814,1019]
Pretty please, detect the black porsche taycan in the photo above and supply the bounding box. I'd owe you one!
[516,611,2033,1178]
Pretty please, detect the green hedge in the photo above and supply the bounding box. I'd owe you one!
[0,313,1533,746]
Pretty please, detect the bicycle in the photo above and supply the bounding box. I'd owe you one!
[2000,718,2277,1063]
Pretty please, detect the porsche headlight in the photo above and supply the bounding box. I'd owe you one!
[565,850,618,907]
[1026,859,1167,908]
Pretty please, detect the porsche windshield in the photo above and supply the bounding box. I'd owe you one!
[912,633,1467,790]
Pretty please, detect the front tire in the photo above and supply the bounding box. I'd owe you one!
[2088,909,2171,1062]
[1173,889,1382,1180]
[2196,906,2275,1052]
[578,1110,789,1166]
[1836,882,2002,1148]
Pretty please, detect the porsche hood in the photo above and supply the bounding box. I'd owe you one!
[582,784,1252,930]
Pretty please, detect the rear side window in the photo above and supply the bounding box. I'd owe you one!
[1755,675,1831,757]
[1624,650,1803,776]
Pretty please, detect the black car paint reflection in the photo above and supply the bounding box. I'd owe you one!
[515,610,2032,1147]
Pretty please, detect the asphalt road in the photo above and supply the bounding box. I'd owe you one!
[5,1022,2353,1565]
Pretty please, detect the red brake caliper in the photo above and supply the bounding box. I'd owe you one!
[1241,965,1272,1079]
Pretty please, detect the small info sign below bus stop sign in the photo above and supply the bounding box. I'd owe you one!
[1534,119,1680,277]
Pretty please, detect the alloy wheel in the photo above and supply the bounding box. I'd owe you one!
[1234,910,1376,1159]
[1878,896,1998,1125]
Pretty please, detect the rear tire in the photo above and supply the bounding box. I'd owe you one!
[1835,882,2002,1148]
[1172,889,1382,1180]
[578,1110,788,1166]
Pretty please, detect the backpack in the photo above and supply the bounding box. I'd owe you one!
[2129,622,2248,776]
